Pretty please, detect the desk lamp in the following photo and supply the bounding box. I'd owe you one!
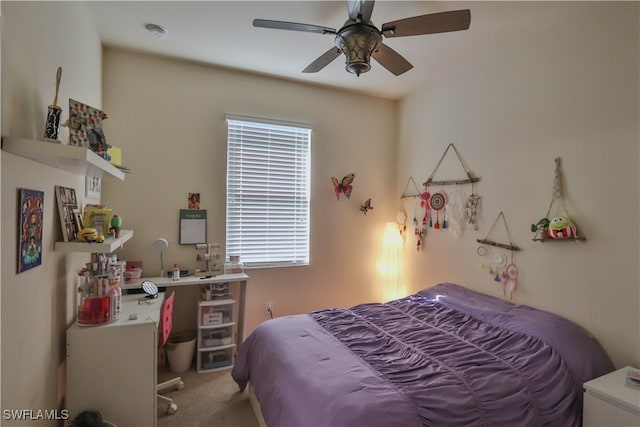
[153,238,169,277]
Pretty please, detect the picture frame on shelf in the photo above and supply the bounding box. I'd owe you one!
[68,98,110,161]
[86,176,101,198]
[73,209,84,235]
[55,185,79,242]
[18,188,44,273]
[83,206,113,236]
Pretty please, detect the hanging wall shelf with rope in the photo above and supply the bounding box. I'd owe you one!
[531,157,586,242]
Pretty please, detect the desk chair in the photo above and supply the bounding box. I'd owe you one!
[157,291,185,415]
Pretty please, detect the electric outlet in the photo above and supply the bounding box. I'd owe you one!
[265,301,273,314]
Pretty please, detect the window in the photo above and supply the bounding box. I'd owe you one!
[225,115,311,268]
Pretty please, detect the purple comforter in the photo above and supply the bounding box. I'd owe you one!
[232,283,613,427]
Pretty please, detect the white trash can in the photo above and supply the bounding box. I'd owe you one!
[166,331,196,373]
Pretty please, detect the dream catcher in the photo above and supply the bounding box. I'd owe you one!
[465,185,481,231]
[477,211,521,299]
[413,199,427,251]
[331,173,355,200]
[396,209,407,240]
[423,143,481,231]
[429,191,447,229]
[531,158,585,242]
[447,190,466,238]
[400,176,427,251]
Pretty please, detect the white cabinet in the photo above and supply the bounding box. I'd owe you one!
[66,293,163,427]
[583,366,640,426]
[197,299,236,373]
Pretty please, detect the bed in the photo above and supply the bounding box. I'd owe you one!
[232,283,613,427]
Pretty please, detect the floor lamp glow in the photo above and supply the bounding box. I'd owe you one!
[153,238,168,277]
[377,222,403,301]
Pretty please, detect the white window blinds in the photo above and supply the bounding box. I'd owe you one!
[225,115,311,268]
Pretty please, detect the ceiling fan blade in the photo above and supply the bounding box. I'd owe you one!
[347,0,375,23]
[253,19,336,35]
[302,47,342,73]
[381,9,471,38]
[372,43,413,76]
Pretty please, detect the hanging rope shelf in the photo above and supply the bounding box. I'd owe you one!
[423,143,481,186]
[531,157,586,242]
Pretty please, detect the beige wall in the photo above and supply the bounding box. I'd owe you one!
[1,0,638,422]
[397,1,639,368]
[1,1,103,423]
[100,48,398,335]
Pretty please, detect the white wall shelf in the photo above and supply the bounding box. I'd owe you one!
[54,229,133,253]
[1,136,125,180]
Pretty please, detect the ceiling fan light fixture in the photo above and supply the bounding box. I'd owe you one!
[336,24,381,76]
[254,3,471,77]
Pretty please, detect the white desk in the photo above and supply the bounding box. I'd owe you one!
[66,293,164,427]
[122,273,249,344]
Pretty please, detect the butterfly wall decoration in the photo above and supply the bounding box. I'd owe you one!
[360,198,374,215]
[331,173,355,200]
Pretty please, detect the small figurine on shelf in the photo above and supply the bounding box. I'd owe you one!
[77,228,98,242]
[547,216,577,239]
[110,214,122,238]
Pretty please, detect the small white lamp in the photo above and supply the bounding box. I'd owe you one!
[153,238,168,277]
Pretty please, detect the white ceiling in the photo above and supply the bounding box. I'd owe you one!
[85,1,572,101]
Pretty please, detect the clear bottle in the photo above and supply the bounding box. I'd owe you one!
[172,263,180,281]
[108,276,122,320]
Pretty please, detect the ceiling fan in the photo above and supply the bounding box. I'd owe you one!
[253,0,471,77]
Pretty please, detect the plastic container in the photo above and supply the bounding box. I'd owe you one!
[224,262,245,274]
[77,295,111,326]
[124,267,142,283]
[166,332,196,373]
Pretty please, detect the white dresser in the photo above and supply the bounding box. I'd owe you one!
[583,366,640,426]
[66,293,163,427]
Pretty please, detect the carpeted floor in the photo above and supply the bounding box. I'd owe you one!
[157,365,259,427]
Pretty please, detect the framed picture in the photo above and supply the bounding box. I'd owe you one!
[73,209,84,234]
[18,188,44,273]
[68,98,109,161]
[188,192,200,209]
[179,209,207,244]
[55,186,79,242]
[83,206,113,236]
[86,176,101,198]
